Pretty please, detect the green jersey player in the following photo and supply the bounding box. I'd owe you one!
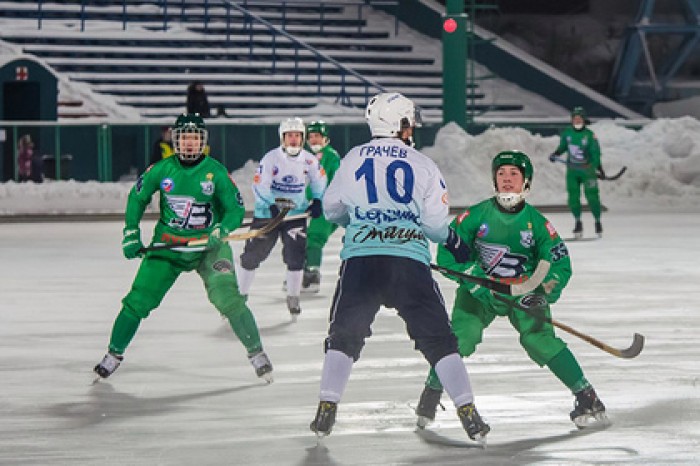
[415,150,607,430]
[550,106,605,238]
[302,120,341,292]
[93,114,273,383]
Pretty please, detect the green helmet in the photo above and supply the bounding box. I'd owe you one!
[307,120,329,138]
[571,106,587,119]
[306,120,330,152]
[492,150,533,209]
[172,113,208,162]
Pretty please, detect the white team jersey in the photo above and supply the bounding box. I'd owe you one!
[323,137,451,264]
[252,147,326,218]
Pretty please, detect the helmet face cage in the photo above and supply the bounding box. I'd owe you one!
[365,92,421,139]
[279,117,306,156]
[172,114,208,162]
[491,150,533,209]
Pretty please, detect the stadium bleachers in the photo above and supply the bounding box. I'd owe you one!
[0,0,522,120]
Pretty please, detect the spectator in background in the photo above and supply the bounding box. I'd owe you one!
[186,81,211,118]
[150,126,174,164]
[17,134,42,183]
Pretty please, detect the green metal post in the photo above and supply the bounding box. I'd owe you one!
[442,0,467,129]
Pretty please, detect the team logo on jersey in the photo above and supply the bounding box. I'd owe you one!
[456,210,470,224]
[135,175,144,193]
[477,223,489,238]
[545,221,558,239]
[475,241,528,278]
[253,173,261,184]
[235,191,244,206]
[520,230,534,248]
[161,178,174,192]
[282,174,298,184]
[272,166,279,176]
[200,180,214,196]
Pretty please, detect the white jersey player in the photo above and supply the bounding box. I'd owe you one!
[309,92,490,443]
[237,117,326,319]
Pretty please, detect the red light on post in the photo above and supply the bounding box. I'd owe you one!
[443,18,457,33]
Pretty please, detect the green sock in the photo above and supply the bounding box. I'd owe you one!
[108,308,141,354]
[306,247,322,269]
[547,348,589,393]
[226,307,262,354]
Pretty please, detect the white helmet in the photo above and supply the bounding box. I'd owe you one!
[279,117,306,156]
[365,92,422,140]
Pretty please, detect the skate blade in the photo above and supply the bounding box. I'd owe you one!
[573,412,610,429]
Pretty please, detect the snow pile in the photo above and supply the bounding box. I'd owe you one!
[2,117,700,215]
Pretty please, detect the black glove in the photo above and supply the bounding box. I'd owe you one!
[549,153,559,163]
[443,228,470,263]
[596,166,606,179]
[306,198,322,219]
[269,203,280,218]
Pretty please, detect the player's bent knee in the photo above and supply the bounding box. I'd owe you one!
[325,334,363,361]
[415,336,459,367]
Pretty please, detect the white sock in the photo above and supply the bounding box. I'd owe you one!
[286,270,303,297]
[319,349,353,403]
[434,353,474,408]
[235,266,256,296]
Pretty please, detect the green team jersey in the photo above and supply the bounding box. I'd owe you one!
[437,198,572,305]
[554,126,601,172]
[306,144,341,199]
[126,156,245,246]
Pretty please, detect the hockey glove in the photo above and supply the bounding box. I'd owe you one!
[306,198,322,219]
[549,153,559,163]
[122,228,144,259]
[269,203,280,219]
[443,228,470,263]
[206,226,229,250]
[517,293,548,330]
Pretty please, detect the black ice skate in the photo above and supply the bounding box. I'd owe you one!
[415,386,444,428]
[595,221,603,238]
[573,220,583,239]
[457,403,490,443]
[248,350,273,384]
[570,386,608,428]
[310,401,337,437]
[301,267,321,294]
[93,351,123,383]
[287,295,301,322]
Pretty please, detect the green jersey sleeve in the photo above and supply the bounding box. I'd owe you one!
[124,165,161,231]
[532,211,572,303]
[213,167,246,233]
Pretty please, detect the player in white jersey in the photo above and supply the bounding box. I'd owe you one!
[236,117,326,320]
[309,92,490,443]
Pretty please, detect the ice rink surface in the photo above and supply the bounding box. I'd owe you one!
[1,210,699,465]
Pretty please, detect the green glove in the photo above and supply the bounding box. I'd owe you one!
[206,226,229,250]
[122,228,144,259]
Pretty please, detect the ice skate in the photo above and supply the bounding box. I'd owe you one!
[570,386,608,428]
[595,221,603,238]
[457,402,490,444]
[573,220,583,240]
[301,267,321,294]
[287,295,301,322]
[310,401,337,438]
[415,386,443,428]
[92,351,123,383]
[248,350,273,384]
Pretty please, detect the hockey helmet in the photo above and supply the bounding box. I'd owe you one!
[306,120,330,153]
[279,117,306,156]
[491,150,533,209]
[365,92,422,144]
[171,113,208,162]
